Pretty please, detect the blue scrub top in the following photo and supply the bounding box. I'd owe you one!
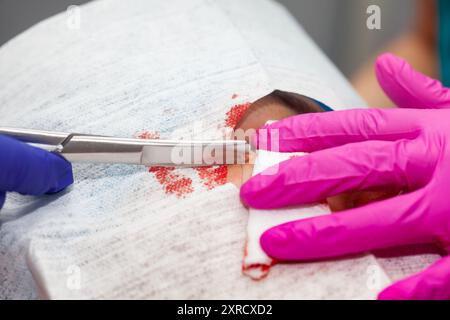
[439,0,450,86]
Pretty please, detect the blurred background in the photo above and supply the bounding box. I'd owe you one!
[0,0,415,78]
[279,0,415,77]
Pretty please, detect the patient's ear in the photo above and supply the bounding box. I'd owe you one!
[328,190,398,212]
[228,91,397,210]
[233,91,296,133]
[228,90,326,188]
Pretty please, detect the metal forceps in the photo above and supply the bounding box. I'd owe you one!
[0,127,251,167]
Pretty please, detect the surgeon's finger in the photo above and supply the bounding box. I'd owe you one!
[376,53,450,109]
[260,189,432,261]
[378,255,450,300]
[0,136,73,196]
[253,108,420,153]
[240,139,432,209]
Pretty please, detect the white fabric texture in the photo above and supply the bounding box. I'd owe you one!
[0,0,437,299]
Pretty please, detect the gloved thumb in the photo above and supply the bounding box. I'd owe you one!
[375,53,450,109]
[378,255,450,300]
[0,135,73,197]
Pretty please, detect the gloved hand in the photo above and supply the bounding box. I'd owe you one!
[240,53,450,300]
[0,135,73,209]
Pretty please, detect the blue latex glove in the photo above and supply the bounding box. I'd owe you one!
[0,135,73,208]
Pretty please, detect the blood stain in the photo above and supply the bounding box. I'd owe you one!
[194,165,228,190]
[192,102,251,190]
[149,166,193,198]
[231,93,238,99]
[190,102,251,190]
[224,102,251,128]
[136,131,160,139]
[136,130,193,197]
[138,101,252,194]
[242,240,277,281]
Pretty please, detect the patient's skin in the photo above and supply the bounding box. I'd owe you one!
[227,90,395,212]
[226,90,303,190]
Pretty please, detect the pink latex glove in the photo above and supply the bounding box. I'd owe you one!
[240,53,450,300]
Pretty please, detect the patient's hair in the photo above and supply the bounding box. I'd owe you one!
[268,90,326,114]
[235,89,325,132]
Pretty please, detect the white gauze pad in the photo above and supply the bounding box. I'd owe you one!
[242,149,331,280]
